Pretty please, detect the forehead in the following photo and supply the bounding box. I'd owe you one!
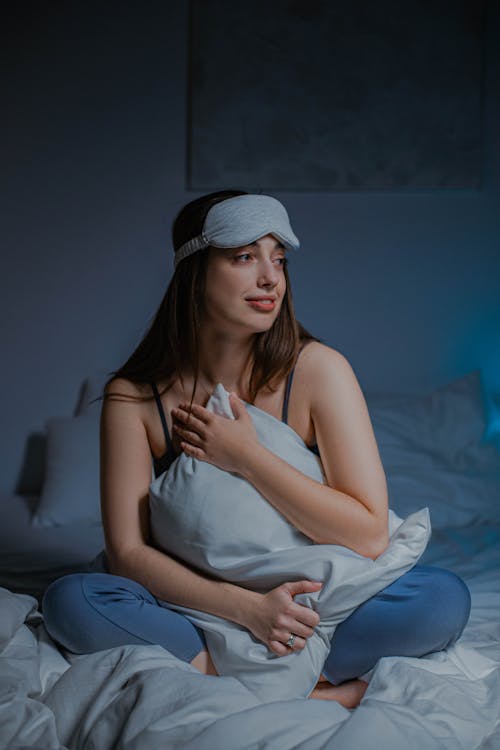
[228,234,286,250]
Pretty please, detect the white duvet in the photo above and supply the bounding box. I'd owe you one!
[149,384,431,701]
[1,525,499,749]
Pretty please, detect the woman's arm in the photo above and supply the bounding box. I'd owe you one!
[244,344,388,558]
[174,345,389,558]
[240,345,389,557]
[100,379,321,655]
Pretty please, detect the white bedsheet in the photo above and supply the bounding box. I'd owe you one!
[0,492,104,605]
[1,522,499,750]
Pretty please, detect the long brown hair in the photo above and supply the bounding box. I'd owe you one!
[95,189,322,410]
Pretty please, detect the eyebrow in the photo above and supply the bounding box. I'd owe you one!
[248,239,285,249]
[222,240,286,255]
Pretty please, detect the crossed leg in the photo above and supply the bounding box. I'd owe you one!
[42,564,471,709]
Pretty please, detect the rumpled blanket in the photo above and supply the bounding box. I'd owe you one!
[3,580,500,750]
[149,384,431,701]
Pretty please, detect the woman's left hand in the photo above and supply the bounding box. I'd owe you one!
[171,394,260,475]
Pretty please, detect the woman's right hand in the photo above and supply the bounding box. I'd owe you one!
[243,580,323,656]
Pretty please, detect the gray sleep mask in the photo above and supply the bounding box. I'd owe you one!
[174,194,300,269]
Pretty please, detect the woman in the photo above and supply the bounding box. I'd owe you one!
[43,189,471,708]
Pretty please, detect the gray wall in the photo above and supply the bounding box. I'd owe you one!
[189,0,484,190]
[2,0,499,496]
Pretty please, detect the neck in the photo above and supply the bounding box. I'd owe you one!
[194,329,256,396]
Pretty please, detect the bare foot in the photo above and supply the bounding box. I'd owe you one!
[190,653,367,709]
[309,678,368,709]
[190,648,219,675]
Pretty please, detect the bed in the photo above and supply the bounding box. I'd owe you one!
[1,368,500,749]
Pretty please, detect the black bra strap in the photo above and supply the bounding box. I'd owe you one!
[281,342,309,424]
[151,382,173,455]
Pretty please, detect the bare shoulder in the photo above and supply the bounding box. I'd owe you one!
[300,341,353,382]
[296,342,359,428]
[101,378,152,432]
[103,377,151,403]
[100,378,151,460]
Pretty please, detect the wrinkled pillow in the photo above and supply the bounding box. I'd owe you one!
[32,416,101,527]
[76,369,111,417]
[149,384,430,702]
[366,370,500,527]
[386,466,500,528]
[366,370,498,472]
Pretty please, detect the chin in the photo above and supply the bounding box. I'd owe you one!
[248,312,280,328]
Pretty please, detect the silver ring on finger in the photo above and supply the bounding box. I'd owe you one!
[286,633,296,649]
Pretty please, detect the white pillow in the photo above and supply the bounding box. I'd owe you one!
[366,370,500,527]
[31,416,101,527]
[386,466,500,528]
[76,369,112,417]
[149,384,431,702]
[366,370,498,472]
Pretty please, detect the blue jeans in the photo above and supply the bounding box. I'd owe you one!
[42,564,471,685]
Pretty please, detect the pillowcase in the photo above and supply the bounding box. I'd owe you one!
[366,369,500,473]
[76,369,113,417]
[386,466,500,528]
[31,416,101,527]
[149,383,431,702]
[365,370,500,527]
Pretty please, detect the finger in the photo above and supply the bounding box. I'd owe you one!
[286,580,323,597]
[174,407,207,431]
[269,640,289,656]
[276,632,307,651]
[288,635,306,651]
[173,424,203,445]
[228,393,245,416]
[180,442,205,460]
[180,403,212,424]
[276,622,314,649]
[281,617,315,640]
[173,406,193,423]
[288,602,321,628]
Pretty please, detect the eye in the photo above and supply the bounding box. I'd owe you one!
[233,251,288,266]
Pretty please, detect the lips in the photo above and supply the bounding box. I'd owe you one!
[245,296,277,301]
[246,298,276,311]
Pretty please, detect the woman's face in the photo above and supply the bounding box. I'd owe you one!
[202,233,287,335]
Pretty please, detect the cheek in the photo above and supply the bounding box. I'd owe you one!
[203,274,242,315]
[204,266,234,298]
[278,275,287,297]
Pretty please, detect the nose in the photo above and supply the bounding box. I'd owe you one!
[257,256,281,287]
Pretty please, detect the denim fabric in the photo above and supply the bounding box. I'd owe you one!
[322,564,471,684]
[42,571,207,663]
[42,564,470,684]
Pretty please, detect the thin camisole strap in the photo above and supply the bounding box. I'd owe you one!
[281,342,309,424]
[151,381,173,456]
